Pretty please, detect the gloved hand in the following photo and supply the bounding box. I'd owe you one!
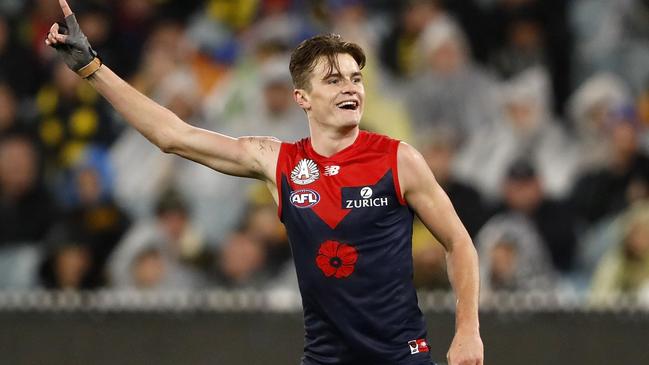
[45,0,101,78]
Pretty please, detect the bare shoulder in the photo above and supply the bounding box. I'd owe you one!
[397,141,431,194]
[397,141,424,168]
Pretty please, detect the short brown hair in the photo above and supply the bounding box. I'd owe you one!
[289,34,366,90]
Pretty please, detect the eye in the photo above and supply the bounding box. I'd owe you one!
[328,78,339,85]
[352,77,362,84]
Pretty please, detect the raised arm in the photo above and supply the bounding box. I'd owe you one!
[45,0,280,184]
[397,142,483,365]
[85,67,280,180]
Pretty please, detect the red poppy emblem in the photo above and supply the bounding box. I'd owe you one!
[315,240,358,278]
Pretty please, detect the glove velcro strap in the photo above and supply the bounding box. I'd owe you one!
[76,57,102,79]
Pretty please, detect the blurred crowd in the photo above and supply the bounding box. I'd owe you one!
[1,0,649,307]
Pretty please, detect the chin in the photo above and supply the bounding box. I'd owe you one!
[341,119,361,128]
[342,113,362,127]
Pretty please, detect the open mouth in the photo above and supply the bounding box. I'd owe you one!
[336,100,359,111]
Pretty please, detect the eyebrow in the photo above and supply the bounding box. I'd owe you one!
[323,71,363,80]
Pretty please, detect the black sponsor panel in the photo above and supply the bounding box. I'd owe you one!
[341,184,392,210]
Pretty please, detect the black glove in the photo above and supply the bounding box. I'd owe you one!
[50,14,100,77]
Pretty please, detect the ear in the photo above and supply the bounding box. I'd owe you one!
[293,89,310,110]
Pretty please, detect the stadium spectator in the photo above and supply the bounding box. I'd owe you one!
[328,0,378,52]
[590,202,649,305]
[454,67,579,201]
[489,12,547,81]
[405,18,499,143]
[440,0,492,63]
[184,0,258,70]
[210,230,269,289]
[380,0,445,78]
[35,61,118,175]
[129,20,196,97]
[130,246,166,290]
[567,73,632,171]
[240,202,290,278]
[42,244,92,290]
[38,223,94,290]
[0,15,42,98]
[214,55,309,140]
[59,154,131,286]
[242,183,298,291]
[126,242,203,291]
[107,189,208,289]
[476,213,556,294]
[570,0,649,95]
[111,0,163,77]
[0,133,57,246]
[571,106,649,225]
[492,158,578,273]
[245,0,319,52]
[486,0,572,113]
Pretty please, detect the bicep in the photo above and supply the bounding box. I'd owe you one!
[169,125,280,182]
[398,143,469,251]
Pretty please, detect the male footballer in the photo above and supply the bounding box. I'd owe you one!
[46,1,483,364]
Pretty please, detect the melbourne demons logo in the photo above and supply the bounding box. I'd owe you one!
[290,189,320,208]
[291,159,320,185]
[408,338,429,354]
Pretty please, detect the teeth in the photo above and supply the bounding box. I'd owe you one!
[337,101,357,108]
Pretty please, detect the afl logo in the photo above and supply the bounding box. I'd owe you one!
[360,187,373,199]
[291,159,320,185]
[290,189,320,208]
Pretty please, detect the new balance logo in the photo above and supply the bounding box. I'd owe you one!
[324,165,340,176]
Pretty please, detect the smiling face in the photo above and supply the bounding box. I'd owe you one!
[294,53,365,131]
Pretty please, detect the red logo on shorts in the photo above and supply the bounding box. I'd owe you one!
[315,241,358,278]
[408,338,429,354]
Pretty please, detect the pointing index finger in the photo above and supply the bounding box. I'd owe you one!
[59,0,73,17]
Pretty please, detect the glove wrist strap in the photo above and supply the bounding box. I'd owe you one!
[77,57,102,79]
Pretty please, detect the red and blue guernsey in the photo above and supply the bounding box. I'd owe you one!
[276,131,432,365]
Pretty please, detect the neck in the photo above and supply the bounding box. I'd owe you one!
[308,122,360,157]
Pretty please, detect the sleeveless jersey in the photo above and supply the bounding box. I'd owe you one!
[276,131,431,365]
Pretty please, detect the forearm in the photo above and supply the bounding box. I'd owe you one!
[87,65,186,150]
[47,0,281,183]
[447,239,480,334]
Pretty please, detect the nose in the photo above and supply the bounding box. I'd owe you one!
[341,80,360,95]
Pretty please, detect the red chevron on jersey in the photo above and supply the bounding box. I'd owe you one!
[276,130,427,363]
[276,131,405,229]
